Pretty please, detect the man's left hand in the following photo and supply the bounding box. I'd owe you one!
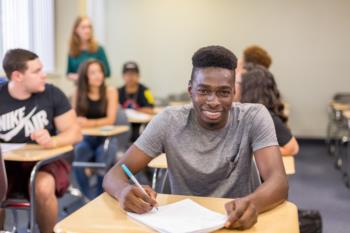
[224,197,258,230]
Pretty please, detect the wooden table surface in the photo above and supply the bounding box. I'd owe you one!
[82,125,129,137]
[148,154,295,175]
[330,101,350,111]
[3,144,73,162]
[54,192,299,233]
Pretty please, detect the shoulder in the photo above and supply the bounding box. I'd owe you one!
[106,86,117,96]
[232,102,267,121]
[158,104,192,122]
[97,45,106,52]
[139,83,149,91]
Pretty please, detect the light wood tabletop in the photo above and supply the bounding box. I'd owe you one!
[54,192,299,233]
[125,109,154,124]
[3,144,73,162]
[342,110,350,119]
[148,154,296,175]
[330,101,350,111]
[82,125,129,137]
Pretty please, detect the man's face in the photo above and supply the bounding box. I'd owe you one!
[123,71,139,87]
[20,58,47,93]
[188,67,235,130]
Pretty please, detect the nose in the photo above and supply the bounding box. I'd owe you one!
[206,93,220,108]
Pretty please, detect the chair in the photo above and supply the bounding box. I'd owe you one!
[1,149,72,233]
[0,146,7,203]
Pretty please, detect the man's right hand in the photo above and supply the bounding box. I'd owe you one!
[118,185,157,214]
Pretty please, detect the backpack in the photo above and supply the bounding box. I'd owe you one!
[298,209,322,233]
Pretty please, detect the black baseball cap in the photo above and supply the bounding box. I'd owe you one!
[122,61,139,74]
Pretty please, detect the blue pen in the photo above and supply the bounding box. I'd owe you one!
[121,164,158,209]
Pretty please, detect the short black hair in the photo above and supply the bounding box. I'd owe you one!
[2,48,38,79]
[190,45,237,82]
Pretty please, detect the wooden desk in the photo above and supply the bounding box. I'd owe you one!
[330,101,350,111]
[3,144,73,162]
[54,192,299,233]
[148,154,295,175]
[125,109,153,124]
[342,110,350,119]
[2,143,73,233]
[82,125,129,137]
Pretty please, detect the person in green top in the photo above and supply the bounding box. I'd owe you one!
[67,16,111,82]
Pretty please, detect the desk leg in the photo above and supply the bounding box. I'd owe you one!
[152,168,159,190]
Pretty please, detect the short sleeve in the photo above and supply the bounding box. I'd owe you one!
[249,105,279,152]
[271,114,293,146]
[50,85,72,117]
[134,110,169,158]
[66,55,74,74]
[97,46,111,77]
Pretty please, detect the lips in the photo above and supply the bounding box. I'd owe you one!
[202,110,222,120]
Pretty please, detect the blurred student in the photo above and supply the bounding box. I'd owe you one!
[104,45,288,230]
[67,16,111,82]
[71,59,118,199]
[234,45,272,101]
[0,49,82,233]
[118,61,155,141]
[240,64,299,156]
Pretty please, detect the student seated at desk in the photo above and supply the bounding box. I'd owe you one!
[104,45,288,230]
[118,61,155,141]
[72,59,118,199]
[0,49,82,233]
[234,45,272,101]
[240,64,299,156]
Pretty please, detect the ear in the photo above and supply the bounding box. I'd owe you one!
[11,71,24,82]
[187,80,193,98]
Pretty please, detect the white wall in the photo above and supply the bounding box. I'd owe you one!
[103,0,350,138]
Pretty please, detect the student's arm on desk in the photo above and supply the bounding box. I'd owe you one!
[31,109,82,148]
[280,136,299,156]
[103,145,157,213]
[137,107,154,115]
[225,146,288,230]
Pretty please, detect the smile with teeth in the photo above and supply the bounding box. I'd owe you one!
[202,110,222,120]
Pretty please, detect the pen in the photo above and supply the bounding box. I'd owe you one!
[121,164,158,210]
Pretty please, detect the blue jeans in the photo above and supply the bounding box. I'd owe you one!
[74,136,118,199]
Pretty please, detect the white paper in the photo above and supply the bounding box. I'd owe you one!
[127,199,227,233]
[125,109,152,121]
[1,143,26,153]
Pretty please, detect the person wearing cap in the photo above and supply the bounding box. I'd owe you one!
[118,61,155,114]
[118,61,155,142]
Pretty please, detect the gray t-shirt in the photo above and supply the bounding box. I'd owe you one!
[135,103,278,198]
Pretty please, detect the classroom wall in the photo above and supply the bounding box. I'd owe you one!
[101,0,350,138]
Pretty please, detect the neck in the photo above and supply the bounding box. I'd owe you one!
[8,81,31,100]
[80,41,89,50]
[126,84,138,93]
[88,86,100,99]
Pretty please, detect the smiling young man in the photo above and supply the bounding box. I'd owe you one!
[0,49,82,233]
[103,45,288,230]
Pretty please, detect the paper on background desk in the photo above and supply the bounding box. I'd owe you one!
[125,109,152,121]
[1,143,26,153]
[127,198,227,233]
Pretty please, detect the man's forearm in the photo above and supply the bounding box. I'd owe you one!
[245,173,288,214]
[103,165,131,199]
[54,124,82,147]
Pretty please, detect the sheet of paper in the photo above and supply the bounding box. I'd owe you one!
[127,198,227,233]
[125,109,152,121]
[1,143,27,153]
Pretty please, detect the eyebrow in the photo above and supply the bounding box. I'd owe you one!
[196,84,232,89]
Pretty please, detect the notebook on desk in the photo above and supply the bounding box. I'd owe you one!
[127,198,227,233]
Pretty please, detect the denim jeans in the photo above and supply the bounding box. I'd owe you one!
[73,135,118,199]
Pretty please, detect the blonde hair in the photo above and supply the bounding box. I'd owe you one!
[69,16,98,57]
